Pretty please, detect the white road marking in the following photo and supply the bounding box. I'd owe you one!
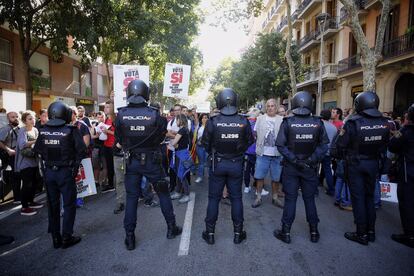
[178,192,196,256]
[0,193,47,221]
[0,236,41,257]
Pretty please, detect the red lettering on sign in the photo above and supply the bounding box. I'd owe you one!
[170,72,183,84]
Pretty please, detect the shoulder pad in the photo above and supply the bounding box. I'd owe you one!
[117,106,127,112]
[348,114,363,121]
[283,114,295,121]
[66,124,76,129]
[148,105,159,111]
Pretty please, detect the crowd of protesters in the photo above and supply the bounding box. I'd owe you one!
[0,99,413,249]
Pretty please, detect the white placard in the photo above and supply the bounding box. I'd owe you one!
[380,181,398,203]
[76,158,97,198]
[195,102,211,113]
[113,65,150,110]
[163,63,191,99]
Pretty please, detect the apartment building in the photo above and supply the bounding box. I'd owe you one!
[0,24,110,114]
[248,0,414,116]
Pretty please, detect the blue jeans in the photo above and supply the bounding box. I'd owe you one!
[374,179,381,207]
[196,146,207,177]
[205,158,244,225]
[124,155,175,232]
[322,155,334,194]
[254,155,282,182]
[335,177,351,206]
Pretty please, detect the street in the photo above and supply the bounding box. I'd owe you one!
[0,177,413,276]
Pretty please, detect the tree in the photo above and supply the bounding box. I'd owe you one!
[340,0,391,91]
[0,0,99,109]
[285,0,298,99]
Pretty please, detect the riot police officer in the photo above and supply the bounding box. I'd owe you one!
[115,79,182,251]
[335,91,390,245]
[389,103,414,248]
[201,88,254,245]
[275,91,328,244]
[34,101,87,249]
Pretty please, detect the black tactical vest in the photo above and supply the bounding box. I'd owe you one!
[39,125,75,166]
[118,106,158,150]
[351,115,389,157]
[212,114,249,157]
[286,116,322,160]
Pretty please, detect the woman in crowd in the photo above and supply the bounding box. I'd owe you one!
[101,102,115,193]
[170,114,192,203]
[91,111,108,189]
[194,113,209,184]
[16,110,43,216]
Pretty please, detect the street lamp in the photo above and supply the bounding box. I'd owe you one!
[316,12,331,114]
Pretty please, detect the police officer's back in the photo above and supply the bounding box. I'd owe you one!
[275,91,328,244]
[34,101,86,249]
[202,88,253,245]
[115,80,182,251]
[335,91,390,245]
[388,103,414,248]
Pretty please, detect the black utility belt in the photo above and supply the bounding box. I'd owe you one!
[214,155,244,162]
[46,165,72,171]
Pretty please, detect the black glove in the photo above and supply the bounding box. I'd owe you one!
[294,159,309,170]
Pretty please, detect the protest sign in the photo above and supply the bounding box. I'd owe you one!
[113,65,150,110]
[380,181,398,203]
[76,158,97,198]
[163,63,191,99]
[195,102,211,113]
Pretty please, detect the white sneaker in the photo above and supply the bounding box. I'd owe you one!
[178,195,190,204]
[244,187,251,193]
[256,189,269,196]
[170,192,182,200]
[195,177,203,183]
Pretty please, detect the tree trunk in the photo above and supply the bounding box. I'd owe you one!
[24,60,34,110]
[285,0,297,108]
[340,0,391,93]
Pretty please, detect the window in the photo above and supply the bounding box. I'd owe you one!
[97,74,107,96]
[83,72,92,97]
[29,52,49,75]
[0,38,13,82]
[328,42,335,63]
[73,66,80,94]
[409,0,414,27]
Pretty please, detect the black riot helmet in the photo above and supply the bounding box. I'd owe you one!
[127,79,149,104]
[354,91,381,117]
[408,103,414,122]
[46,101,72,126]
[291,91,312,116]
[216,88,238,115]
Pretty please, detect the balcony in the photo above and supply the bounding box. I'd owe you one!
[276,16,288,33]
[292,9,302,27]
[382,32,414,59]
[31,74,51,91]
[297,64,338,88]
[316,17,339,40]
[339,0,368,25]
[299,30,320,52]
[338,54,361,73]
[297,0,322,20]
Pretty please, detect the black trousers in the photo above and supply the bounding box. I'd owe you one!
[20,167,38,208]
[397,162,414,235]
[103,146,114,187]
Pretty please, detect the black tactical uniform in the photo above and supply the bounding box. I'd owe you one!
[389,103,414,248]
[115,79,181,250]
[275,91,328,244]
[202,88,254,245]
[335,91,390,245]
[34,101,86,249]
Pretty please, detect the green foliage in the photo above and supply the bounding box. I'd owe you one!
[210,32,301,108]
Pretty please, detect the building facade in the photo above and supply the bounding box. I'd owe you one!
[0,24,111,115]
[248,0,414,117]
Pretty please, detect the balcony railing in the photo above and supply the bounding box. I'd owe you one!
[319,17,338,31]
[382,32,414,58]
[339,0,367,23]
[338,54,361,73]
[302,64,338,82]
[299,30,320,48]
[298,0,313,13]
[276,16,288,32]
[31,74,51,90]
[292,9,300,21]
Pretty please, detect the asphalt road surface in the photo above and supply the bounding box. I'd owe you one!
[0,176,413,276]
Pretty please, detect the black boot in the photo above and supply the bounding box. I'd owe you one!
[233,223,246,244]
[391,234,414,248]
[167,222,182,239]
[124,232,135,251]
[274,224,291,244]
[61,234,81,249]
[52,233,62,249]
[309,224,320,243]
[0,235,14,246]
[367,228,375,242]
[202,223,215,245]
[344,224,368,246]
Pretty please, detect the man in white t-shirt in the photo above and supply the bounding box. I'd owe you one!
[252,99,284,208]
